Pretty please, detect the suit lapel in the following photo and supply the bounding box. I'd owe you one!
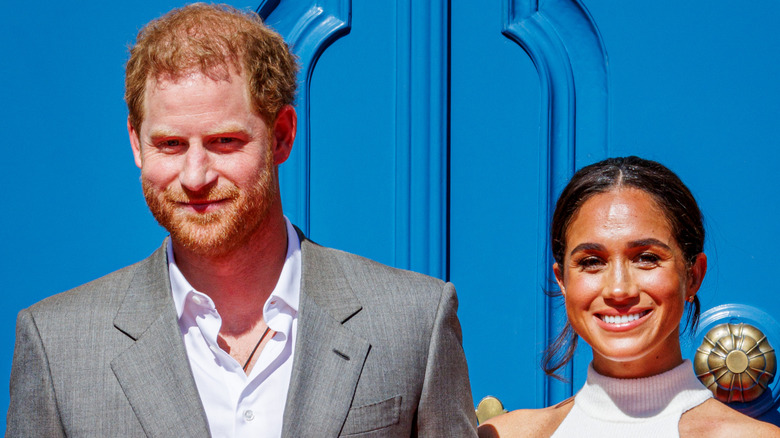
[282,236,370,437]
[111,242,211,437]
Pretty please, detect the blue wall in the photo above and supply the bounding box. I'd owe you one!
[0,1,258,429]
[3,0,779,429]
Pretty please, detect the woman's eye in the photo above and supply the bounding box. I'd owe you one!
[635,253,661,266]
[577,257,604,271]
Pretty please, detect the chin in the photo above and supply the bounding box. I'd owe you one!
[167,216,256,257]
[592,339,652,363]
[171,233,237,257]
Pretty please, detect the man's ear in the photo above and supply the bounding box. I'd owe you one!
[272,105,296,165]
[128,117,143,169]
[553,263,566,297]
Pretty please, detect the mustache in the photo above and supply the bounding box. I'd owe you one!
[160,184,241,203]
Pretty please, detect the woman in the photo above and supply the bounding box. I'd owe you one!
[479,157,780,437]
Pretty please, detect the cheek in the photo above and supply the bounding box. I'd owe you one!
[140,157,181,186]
[219,152,271,183]
[635,269,686,302]
[563,273,602,310]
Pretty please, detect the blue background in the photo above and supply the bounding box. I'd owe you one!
[0,1,258,429]
[3,0,780,430]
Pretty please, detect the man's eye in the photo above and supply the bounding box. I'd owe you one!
[216,137,236,144]
[157,139,181,148]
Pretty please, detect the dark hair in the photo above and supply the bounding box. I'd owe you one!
[542,156,705,379]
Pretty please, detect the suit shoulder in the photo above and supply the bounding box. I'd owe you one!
[25,248,161,316]
[305,240,446,288]
[301,240,452,317]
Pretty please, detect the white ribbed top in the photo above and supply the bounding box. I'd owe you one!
[551,360,713,437]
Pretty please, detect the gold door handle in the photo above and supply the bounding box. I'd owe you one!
[475,396,507,424]
[694,323,776,403]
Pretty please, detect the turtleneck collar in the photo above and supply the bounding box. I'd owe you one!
[576,359,713,421]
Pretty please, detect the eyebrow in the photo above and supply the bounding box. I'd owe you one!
[146,123,252,139]
[204,123,253,137]
[568,238,672,257]
[569,243,604,256]
[627,238,672,250]
[147,127,178,139]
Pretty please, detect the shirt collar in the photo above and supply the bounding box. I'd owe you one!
[168,216,302,327]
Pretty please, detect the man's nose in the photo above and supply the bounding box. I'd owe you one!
[179,142,216,192]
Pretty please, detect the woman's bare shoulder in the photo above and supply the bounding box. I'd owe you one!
[680,399,780,438]
[478,398,574,438]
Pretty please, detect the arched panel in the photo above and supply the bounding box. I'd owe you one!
[259,0,352,235]
[264,0,448,275]
[501,0,608,404]
[450,0,543,411]
[394,0,449,277]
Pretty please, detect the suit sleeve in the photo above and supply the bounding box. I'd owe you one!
[415,282,478,436]
[6,309,66,438]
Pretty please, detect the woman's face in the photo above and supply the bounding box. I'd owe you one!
[554,188,706,378]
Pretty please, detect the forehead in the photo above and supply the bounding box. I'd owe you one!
[140,71,254,127]
[566,188,674,246]
[144,66,249,101]
[145,68,246,95]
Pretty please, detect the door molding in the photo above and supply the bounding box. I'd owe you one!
[394,0,448,277]
[502,0,609,405]
[259,0,352,235]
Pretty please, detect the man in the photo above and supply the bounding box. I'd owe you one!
[6,4,477,437]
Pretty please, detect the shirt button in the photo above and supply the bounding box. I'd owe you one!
[191,295,204,305]
[243,410,255,421]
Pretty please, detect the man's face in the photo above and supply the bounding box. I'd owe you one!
[129,71,280,257]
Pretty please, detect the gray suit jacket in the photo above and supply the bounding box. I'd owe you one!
[7,234,477,437]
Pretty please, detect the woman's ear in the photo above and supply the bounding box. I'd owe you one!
[553,263,566,297]
[688,253,707,295]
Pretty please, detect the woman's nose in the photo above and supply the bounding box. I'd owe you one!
[603,262,638,302]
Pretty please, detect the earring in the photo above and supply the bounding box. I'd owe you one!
[687,295,695,303]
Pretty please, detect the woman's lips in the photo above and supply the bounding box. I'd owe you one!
[594,309,652,331]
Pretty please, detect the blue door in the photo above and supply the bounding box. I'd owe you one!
[263,0,780,422]
[3,0,777,427]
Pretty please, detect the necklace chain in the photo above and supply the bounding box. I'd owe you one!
[242,326,272,372]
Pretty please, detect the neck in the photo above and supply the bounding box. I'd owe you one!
[575,359,712,421]
[171,205,289,335]
[592,335,684,379]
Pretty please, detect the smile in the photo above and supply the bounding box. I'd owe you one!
[598,310,650,325]
[175,199,230,213]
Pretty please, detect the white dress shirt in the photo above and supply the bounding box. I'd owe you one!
[168,218,301,438]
